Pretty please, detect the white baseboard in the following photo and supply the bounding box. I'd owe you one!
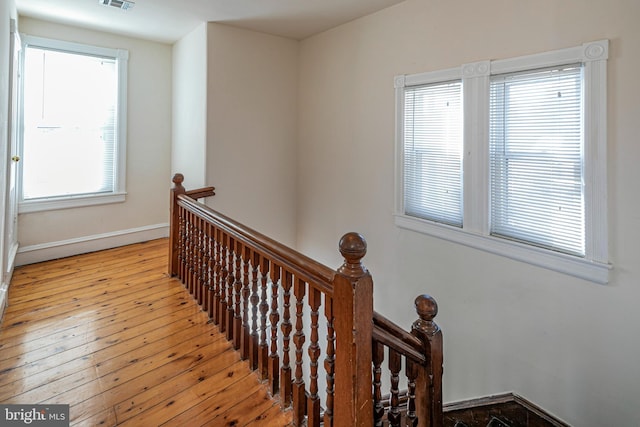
[1,242,18,322]
[0,283,8,323]
[15,223,169,266]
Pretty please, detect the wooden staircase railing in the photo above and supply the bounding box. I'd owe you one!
[169,173,444,427]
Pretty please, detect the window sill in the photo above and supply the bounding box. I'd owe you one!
[19,192,127,213]
[394,214,611,284]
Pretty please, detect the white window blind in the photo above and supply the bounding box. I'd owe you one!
[489,65,584,256]
[403,81,463,227]
[22,47,119,200]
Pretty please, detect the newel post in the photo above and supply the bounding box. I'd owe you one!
[333,233,374,426]
[412,294,444,427]
[169,173,186,277]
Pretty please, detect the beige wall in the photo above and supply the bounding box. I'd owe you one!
[17,18,172,251]
[206,23,298,246]
[297,1,640,425]
[172,23,207,188]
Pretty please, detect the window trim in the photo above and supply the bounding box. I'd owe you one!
[18,35,128,213]
[394,40,611,284]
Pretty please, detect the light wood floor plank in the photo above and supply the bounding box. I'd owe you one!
[9,256,167,298]
[1,283,186,341]
[0,302,202,375]
[0,306,216,402]
[205,386,280,427]
[118,362,256,426]
[0,239,291,426]
[10,240,168,280]
[0,288,190,359]
[0,291,195,359]
[6,266,171,314]
[109,347,239,422]
[70,407,118,427]
[0,287,191,360]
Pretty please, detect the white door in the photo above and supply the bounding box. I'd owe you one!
[3,19,20,286]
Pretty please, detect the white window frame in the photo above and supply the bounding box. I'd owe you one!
[18,35,128,213]
[394,40,611,284]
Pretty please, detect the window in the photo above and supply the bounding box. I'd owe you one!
[403,81,463,227]
[19,36,128,212]
[395,41,610,283]
[490,65,584,256]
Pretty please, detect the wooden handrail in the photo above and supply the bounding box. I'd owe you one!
[168,173,443,427]
[185,187,216,200]
[176,195,335,294]
[373,312,426,365]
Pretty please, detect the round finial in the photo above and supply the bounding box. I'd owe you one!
[337,232,367,277]
[172,173,184,185]
[412,294,440,336]
[339,232,367,263]
[415,294,438,321]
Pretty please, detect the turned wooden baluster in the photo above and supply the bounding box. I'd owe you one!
[185,210,193,287]
[412,294,444,427]
[307,286,322,427]
[292,278,306,426]
[406,359,419,427]
[258,257,270,380]
[186,210,196,295]
[233,239,243,350]
[196,216,204,305]
[199,218,208,308]
[192,215,199,301]
[201,221,210,313]
[181,210,190,288]
[280,270,293,407]
[240,245,251,360]
[324,296,335,427]
[268,264,281,395]
[177,206,186,282]
[226,236,236,342]
[192,214,200,295]
[206,223,216,318]
[218,231,229,332]
[388,348,402,427]
[192,214,199,295]
[373,341,385,427]
[213,227,223,325]
[249,251,260,370]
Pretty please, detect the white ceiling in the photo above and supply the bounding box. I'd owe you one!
[15,0,406,44]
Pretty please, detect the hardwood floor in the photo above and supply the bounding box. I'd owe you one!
[0,239,292,426]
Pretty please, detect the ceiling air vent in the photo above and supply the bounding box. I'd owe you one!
[99,0,135,11]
